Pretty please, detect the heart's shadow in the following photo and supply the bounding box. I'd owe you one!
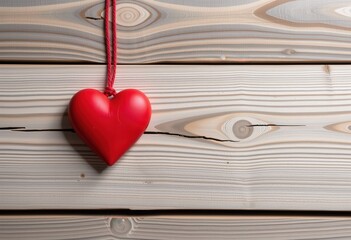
[61,107,108,173]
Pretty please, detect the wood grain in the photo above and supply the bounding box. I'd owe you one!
[1,65,351,210]
[2,215,351,239]
[1,0,351,63]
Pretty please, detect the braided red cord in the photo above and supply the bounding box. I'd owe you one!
[104,0,117,97]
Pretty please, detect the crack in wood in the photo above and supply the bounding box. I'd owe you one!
[85,16,103,20]
[0,127,26,130]
[145,131,238,143]
[5,127,237,143]
[12,128,75,132]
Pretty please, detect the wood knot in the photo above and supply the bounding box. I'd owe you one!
[233,120,253,139]
[110,218,132,235]
[283,49,296,55]
[116,3,151,27]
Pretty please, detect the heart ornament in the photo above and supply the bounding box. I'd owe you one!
[68,89,151,166]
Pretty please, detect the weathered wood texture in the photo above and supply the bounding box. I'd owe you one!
[1,0,351,63]
[2,215,351,240]
[1,65,351,210]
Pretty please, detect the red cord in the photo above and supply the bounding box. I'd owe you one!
[104,0,117,97]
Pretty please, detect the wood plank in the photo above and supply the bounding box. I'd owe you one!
[1,0,351,63]
[2,215,351,239]
[2,65,351,210]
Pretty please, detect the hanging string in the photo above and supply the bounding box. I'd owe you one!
[104,0,117,97]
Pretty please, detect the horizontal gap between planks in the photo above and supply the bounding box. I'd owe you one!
[2,209,351,217]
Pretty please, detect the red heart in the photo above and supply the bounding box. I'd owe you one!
[68,89,151,166]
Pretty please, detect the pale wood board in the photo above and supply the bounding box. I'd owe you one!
[2,215,351,239]
[0,0,351,63]
[1,65,351,210]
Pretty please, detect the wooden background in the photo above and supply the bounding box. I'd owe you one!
[1,0,351,63]
[2,0,351,239]
[3,214,351,239]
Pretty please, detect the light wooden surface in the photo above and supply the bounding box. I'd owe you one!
[2,215,351,240]
[1,0,351,63]
[1,65,351,210]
